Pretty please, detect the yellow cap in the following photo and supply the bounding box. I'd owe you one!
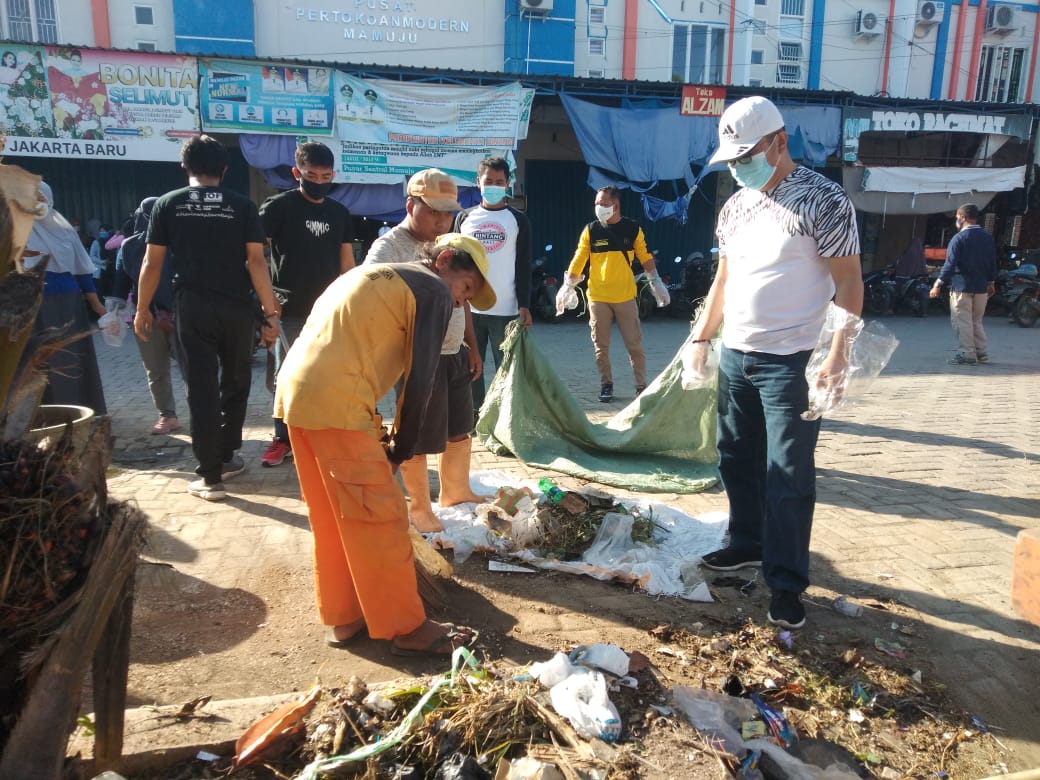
[433,233,497,311]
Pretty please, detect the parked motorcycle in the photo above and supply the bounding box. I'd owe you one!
[530,244,559,322]
[1012,279,1040,327]
[892,271,932,317]
[998,262,1040,327]
[863,267,896,316]
[665,250,717,320]
[862,265,930,316]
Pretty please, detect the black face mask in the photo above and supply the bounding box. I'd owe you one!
[299,178,333,199]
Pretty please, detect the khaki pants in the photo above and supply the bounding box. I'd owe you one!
[949,291,989,359]
[588,298,646,387]
[288,425,425,640]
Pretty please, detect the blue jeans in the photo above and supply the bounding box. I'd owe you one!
[717,346,821,594]
[471,313,515,413]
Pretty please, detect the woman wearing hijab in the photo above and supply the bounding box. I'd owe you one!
[23,182,108,414]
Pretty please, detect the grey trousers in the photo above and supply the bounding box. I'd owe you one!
[135,326,183,418]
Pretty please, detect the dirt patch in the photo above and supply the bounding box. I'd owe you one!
[117,549,1010,779]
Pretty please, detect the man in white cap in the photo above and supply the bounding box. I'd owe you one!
[365,169,487,532]
[692,96,864,630]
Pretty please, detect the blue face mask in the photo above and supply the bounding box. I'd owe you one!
[481,185,508,206]
[728,136,778,190]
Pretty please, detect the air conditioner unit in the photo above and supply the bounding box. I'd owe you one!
[916,0,945,25]
[854,10,882,36]
[587,69,605,78]
[986,4,1018,32]
[520,0,554,12]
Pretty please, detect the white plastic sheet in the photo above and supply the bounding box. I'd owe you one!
[423,471,726,601]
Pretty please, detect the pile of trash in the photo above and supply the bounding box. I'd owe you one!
[94,614,1006,780]
[427,471,727,602]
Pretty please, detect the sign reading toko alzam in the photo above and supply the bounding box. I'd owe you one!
[842,106,1033,162]
[199,58,335,135]
[330,74,529,183]
[679,85,726,117]
[0,45,199,161]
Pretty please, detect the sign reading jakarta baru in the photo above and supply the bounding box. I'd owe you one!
[0,45,199,161]
[200,58,335,134]
[841,106,1033,162]
[331,74,528,182]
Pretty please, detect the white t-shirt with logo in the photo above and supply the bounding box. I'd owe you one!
[716,166,860,354]
[459,205,519,316]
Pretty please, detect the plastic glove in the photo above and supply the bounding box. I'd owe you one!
[555,275,583,316]
[105,296,127,314]
[647,273,670,307]
[680,340,718,390]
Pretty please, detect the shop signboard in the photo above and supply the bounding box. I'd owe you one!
[0,45,200,161]
[842,106,1033,162]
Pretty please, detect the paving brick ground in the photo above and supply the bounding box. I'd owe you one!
[97,310,1040,765]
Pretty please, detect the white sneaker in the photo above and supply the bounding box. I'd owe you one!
[187,479,227,501]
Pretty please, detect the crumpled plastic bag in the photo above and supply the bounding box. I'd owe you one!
[97,311,126,347]
[802,304,899,421]
[548,669,622,742]
[680,336,720,390]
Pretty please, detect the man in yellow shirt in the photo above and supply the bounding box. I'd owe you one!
[274,234,497,657]
[558,185,669,402]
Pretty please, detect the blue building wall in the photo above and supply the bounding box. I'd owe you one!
[173,0,256,56]
[504,0,577,76]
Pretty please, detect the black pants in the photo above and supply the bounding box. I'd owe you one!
[175,290,255,484]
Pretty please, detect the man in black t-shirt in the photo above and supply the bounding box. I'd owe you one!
[259,141,355,467]
[135,134,281,502]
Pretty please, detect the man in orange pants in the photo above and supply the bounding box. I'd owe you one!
[275,234,496,655]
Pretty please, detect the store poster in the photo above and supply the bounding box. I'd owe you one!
[200,58,334,135]
[0,45,199,161]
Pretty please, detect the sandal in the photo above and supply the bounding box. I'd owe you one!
[390,624,479,658]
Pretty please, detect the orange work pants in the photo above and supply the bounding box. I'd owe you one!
[288,425,425,639]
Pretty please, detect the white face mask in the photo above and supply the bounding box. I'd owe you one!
[595,204,615,224]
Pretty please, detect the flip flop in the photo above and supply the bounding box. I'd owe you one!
[390,625,479,658]
[325,624,367,649]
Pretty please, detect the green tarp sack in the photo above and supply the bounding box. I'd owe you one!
[475,323,719,493]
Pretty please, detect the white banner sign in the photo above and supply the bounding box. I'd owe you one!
[332,74,529,183]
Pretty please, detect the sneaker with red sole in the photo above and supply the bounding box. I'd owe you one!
[261,438,293,467]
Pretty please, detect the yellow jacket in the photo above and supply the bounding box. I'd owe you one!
[274,263,452,464]
[567,217,653,304]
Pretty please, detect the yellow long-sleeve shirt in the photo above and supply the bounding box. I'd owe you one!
[274,262,452,464]
[567,217,653,304]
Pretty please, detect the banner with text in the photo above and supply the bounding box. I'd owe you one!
[331,74,527,183]
[0,46,199,161]
[200,58,335,135]
[842,106,1033,162]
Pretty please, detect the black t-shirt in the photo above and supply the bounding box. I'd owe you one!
[146,185,266,307]
[259,190,353,317]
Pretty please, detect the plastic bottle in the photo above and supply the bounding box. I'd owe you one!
[538,477,565,504]
[834,596,864,617]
